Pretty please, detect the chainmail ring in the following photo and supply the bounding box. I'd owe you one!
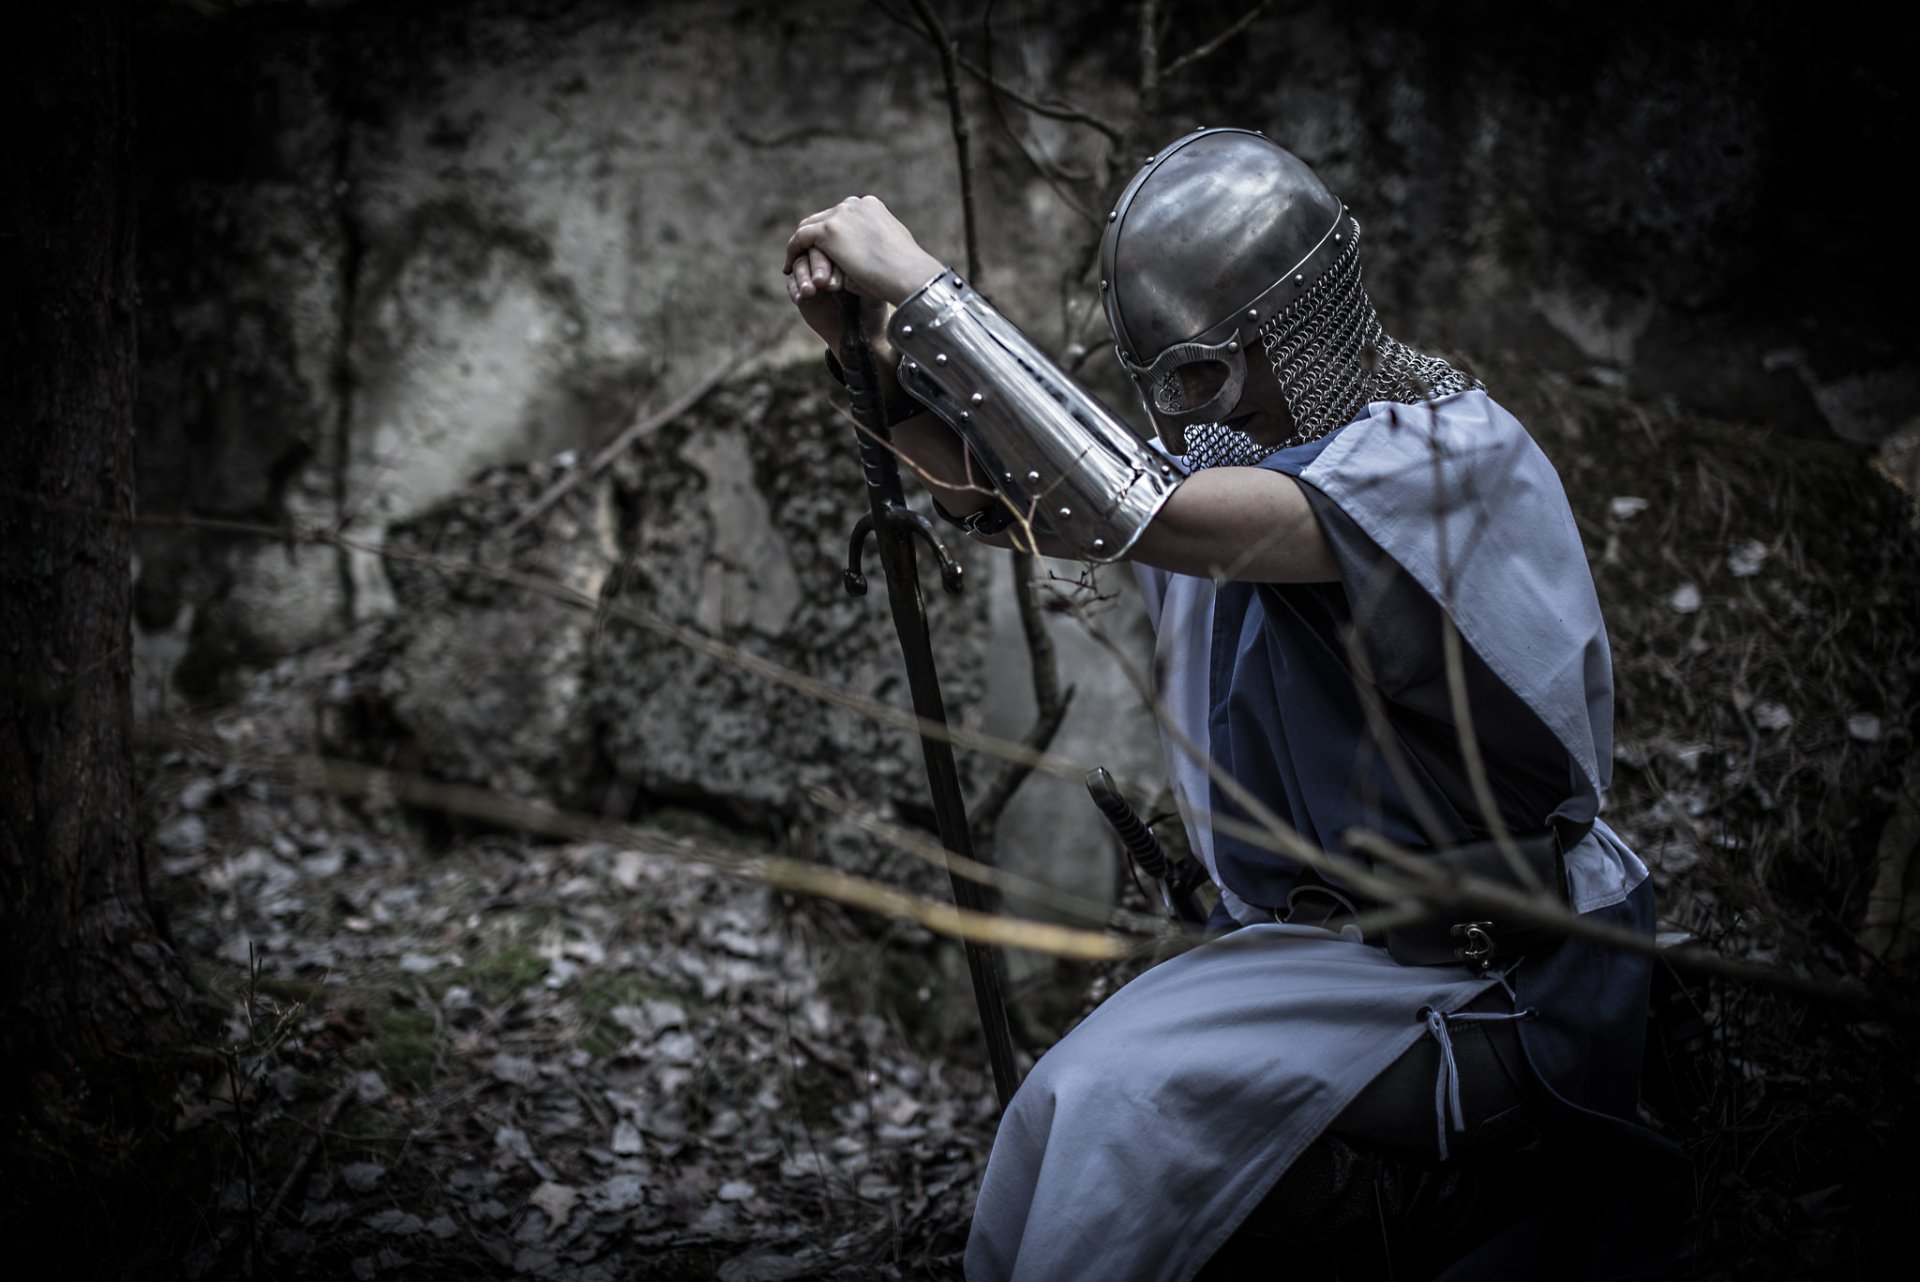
[1181,226,1481,471]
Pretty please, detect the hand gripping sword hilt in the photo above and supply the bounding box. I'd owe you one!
[838,295,964,598]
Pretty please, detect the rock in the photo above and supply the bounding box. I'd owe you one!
[321,367,992,894]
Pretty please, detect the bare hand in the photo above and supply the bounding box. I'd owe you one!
[783,196,945,307]
[784,245,887,354]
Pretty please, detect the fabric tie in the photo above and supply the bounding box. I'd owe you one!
[1420,1003,1534,1161]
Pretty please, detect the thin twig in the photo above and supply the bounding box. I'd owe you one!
[970,678,1075,843]
[808,784,1184,938]
[867,0,1125,145]
[906,0,1072,847]
[1160,0,1276,79]
[980,0,1099,225]
[909,0,982,283]
[503,324,782,539]
[20,486,1903,1011]
[218,1081,356,1277]
[1420,399,1546,893]
[972,553,1075,841]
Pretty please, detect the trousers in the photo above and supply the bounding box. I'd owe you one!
[1197,986,1541,1278]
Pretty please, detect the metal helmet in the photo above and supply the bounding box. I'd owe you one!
[1098,128,1477,463]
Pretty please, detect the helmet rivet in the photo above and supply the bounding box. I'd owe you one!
[1161,463,1173,476]
[934,353,948,365]
[1058,507,1072,520]
[970,392,984,405]
[1247,309,1258,321]
[959,411,970,420]
[1109,211,1118,222]
[1099,279,1108,291]
[1294,273,1305,285]
[901,324,914,337]
[1027,471,1041,484]
[1334,232,1344,244]
[906,361,919,372]
[1144,155,1156,163]
[1093,538,1106,551]
[953,276,965,288]
[1227,341,1239,353]
[1004,472,1014,483]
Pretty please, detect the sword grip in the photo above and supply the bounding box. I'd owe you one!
[1086,768,1171,881]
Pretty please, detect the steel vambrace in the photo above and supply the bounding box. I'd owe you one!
[888,269,1185,563]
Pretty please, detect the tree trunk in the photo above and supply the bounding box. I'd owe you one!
[0,0,190,1105]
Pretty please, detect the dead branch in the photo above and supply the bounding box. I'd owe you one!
[146,729,1136,964]
[867,0,1126,146]
[906,0,1073,849]
[980,0,1100,225]
[909,0,982,283]
[972,555,1075,841]
[807,784,1179,937]
[1160,0,1276,79]
[216,1080,357,1277]
[21,484,1900,1011]
[503,323,782,539]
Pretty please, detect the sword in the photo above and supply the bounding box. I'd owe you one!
[836,294,1019,1109]
[1085,768,1208,926]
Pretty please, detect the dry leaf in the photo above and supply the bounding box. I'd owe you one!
[528,1181,579,1233]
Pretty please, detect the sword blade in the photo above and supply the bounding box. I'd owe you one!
[838,296,1019,1109]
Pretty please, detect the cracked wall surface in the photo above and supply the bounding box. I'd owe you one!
[128,0,1913,914]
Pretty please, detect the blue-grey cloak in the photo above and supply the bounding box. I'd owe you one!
[966,390,1686,1281]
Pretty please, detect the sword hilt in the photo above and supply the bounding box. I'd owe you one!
[837,295,964,598]
[1086,767,1170,880]
[1086,768,1207,925]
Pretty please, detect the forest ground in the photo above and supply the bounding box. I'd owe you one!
[15,361,1920,1281]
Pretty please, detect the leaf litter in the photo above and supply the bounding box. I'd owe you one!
[145,666,996,1280]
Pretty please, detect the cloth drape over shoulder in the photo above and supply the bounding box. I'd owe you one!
[966,392,1685,1282]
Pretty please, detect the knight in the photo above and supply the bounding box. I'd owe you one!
[785,127,1685,1280]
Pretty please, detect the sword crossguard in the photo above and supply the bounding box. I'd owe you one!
[844,514,876,595]
[843,504,965,597]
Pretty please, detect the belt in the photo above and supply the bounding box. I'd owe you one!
[1260,824,1587,971]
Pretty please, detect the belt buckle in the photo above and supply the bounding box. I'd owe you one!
[1452,921,1496,968]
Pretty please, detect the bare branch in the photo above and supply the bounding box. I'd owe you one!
[809,784,1179,937]
[980,0,1099,226]
[902,0,1074,850]
[504,323,783,539]
[1160,0,1276,80]
[21,485,1897,1012]
[145,731,1137,963]
[910,0,983,282]
[867,0,1125,145]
